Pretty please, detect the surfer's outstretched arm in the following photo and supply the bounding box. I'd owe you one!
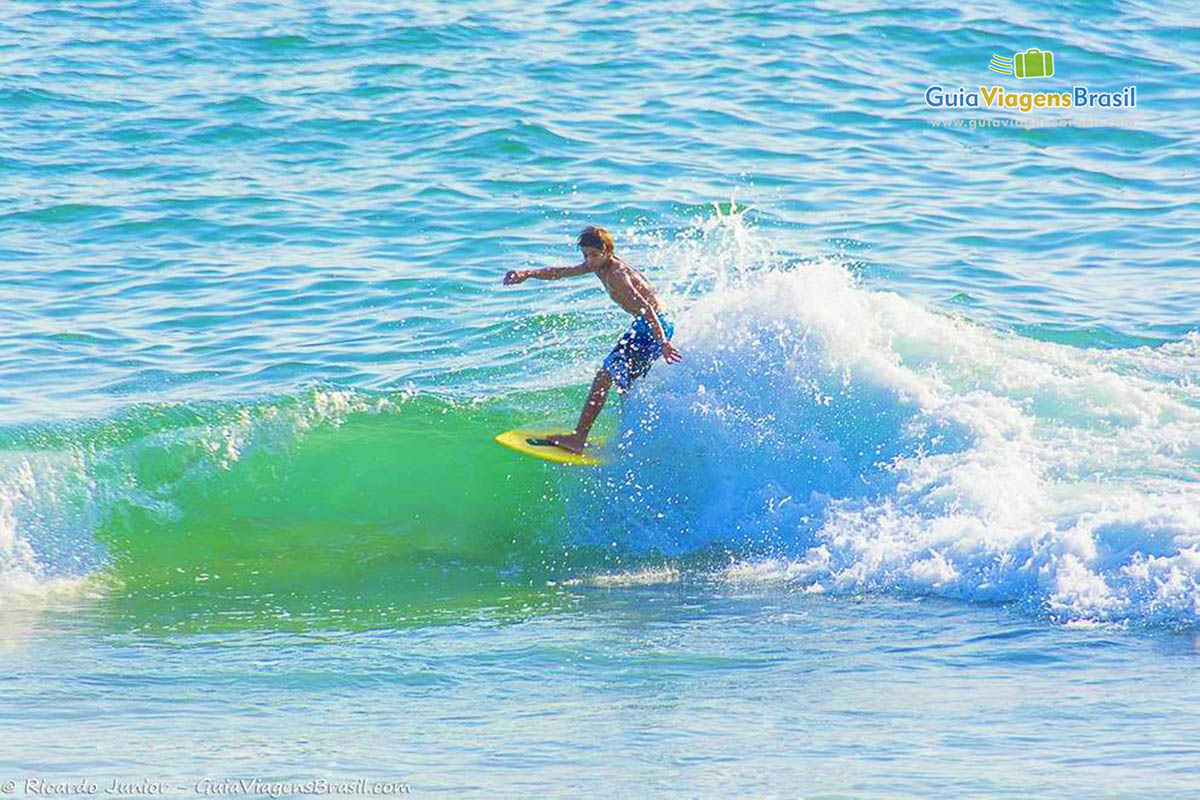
[503,262,592,284]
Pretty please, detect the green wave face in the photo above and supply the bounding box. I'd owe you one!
[5,391,598,633]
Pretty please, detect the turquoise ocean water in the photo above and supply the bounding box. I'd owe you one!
[2,0,1199,796]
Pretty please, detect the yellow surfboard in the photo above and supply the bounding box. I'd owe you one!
[494,429,607,466]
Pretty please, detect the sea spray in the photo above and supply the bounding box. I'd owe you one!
[567,223,1200,627]
[2,213,1198,628]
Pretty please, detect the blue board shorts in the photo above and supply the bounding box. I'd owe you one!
[603,311,675,392]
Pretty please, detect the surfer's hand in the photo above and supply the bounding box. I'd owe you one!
[662,341,683,364]
[503,270,528,285]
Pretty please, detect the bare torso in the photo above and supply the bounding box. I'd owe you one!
[595,256,663,316]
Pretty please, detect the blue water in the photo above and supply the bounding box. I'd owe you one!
[2,0,1199,796]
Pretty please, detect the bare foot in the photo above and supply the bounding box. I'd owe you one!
[547,432,587,454]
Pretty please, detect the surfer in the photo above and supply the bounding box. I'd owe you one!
[503,226,682,454]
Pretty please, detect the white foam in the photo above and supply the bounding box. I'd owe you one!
[554,566,681,588]
[574,218,1200,627]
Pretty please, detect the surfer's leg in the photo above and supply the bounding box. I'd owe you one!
[548,368,612,454]
[549,326,634,454]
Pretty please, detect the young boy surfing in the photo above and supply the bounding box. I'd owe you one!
[503,226,682,454]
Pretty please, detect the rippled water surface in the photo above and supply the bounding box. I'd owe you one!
[1,0,1198,796]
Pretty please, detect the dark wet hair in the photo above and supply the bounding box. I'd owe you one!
[577,226,614,253]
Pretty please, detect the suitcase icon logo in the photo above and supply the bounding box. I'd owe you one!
[988,48,1055,79]
[1014,48,1054,78]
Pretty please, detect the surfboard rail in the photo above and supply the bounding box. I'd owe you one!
[494,429,607,465]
